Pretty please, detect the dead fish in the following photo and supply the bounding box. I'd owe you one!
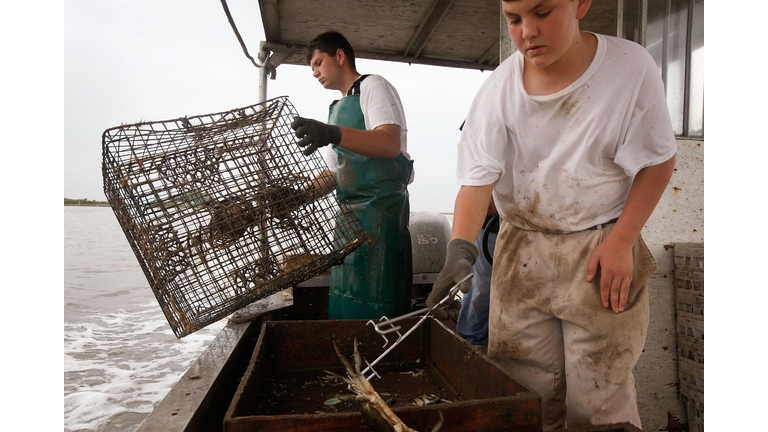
[411,394,440,406]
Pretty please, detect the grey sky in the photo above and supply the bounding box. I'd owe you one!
[64,0,491,213]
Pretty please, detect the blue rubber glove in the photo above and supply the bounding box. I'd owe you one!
[427,238,478,320]
[291,117,342,156]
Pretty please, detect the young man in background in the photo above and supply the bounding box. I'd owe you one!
[292,31,414,320]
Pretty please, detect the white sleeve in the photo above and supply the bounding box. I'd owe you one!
[359,75,407,130]
[359,74,414,183]
[614,48,677,176]
[456,123,504,186]
[455,67,509,186]
[359,75,409,159]
[323,76,407,176]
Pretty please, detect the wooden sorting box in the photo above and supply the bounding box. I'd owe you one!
[224,318,541,431]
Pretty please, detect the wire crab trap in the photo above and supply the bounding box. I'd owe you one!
[102,96,368,338]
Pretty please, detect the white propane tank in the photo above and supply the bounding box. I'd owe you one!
[409,212,451,274]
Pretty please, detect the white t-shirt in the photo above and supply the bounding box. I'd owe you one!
[457,33,676,232]
[323,74,413,183]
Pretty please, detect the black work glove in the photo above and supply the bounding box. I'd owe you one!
[291,117,342,156]
[426,238,478,320]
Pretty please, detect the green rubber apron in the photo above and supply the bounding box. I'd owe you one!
[327,75,413,320]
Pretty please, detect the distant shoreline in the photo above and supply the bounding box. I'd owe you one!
[64,198,111,207]
[65,203,111,207]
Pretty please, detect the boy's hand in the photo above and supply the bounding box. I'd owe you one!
[291,117,342,156]
[587,156,675,313]
[427,238,478,319]
[586,237,634,314]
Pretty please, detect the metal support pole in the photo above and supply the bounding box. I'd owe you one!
[258,65,268,103]
[258,41,270,103]
[640,0,648,47]
[616,0,624,38]
[255,41,270,259]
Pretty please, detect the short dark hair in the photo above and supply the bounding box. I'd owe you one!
[304,31,357,71]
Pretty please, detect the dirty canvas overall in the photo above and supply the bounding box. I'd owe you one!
[487,220,654,430]
[327,76,413,320]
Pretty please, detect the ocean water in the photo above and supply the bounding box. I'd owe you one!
[64,206,226,432]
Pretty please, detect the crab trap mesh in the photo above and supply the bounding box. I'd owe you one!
[102,97,367,338]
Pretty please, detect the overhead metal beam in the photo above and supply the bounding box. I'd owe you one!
[259,0,281,42]
[475,39,500,66]
[403,0,441,57]
[402,0,456,58]
[262,41,496,71]
[261,42,305,65]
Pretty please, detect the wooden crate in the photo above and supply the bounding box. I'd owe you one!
[678,334,704,365]
[674,242,704,432]
[677,311,704,341]
[678,357,704,391]
[680,382,704,432]
[223,318,542,432]
[673,243,704,271]
[675,288,704,316]
[675,269,704,296]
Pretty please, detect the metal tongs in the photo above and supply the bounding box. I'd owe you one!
[360,273,474,381]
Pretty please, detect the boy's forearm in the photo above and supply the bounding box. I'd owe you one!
[338,124,401,158]
[451,184,496,242]
[302,169,337,201]
[610,155,676,246]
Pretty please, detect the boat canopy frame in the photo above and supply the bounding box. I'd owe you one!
[251,0,620,101]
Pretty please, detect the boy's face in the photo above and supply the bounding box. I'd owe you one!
[502,0,591,70]
[309,48,344,91]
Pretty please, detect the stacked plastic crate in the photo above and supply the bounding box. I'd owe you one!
[674,243,704,432]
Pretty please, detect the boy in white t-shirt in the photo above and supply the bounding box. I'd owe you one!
[426,0,676,428]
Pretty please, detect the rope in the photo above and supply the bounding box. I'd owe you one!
[219,0,264,69]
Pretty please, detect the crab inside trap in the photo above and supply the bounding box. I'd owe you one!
[223,318,542,432]
[101,97,367,338]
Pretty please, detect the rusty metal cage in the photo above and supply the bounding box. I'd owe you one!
[102,97,367,338]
